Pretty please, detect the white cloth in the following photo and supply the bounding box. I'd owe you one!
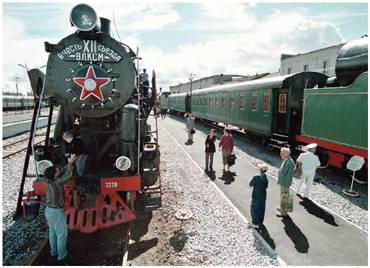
[296,151,320,174]
[296,172,316,198]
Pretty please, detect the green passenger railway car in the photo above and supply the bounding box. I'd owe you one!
[161,37,367,181]
[168,72,327,143]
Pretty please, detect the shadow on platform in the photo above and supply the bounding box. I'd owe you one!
[298,197,338,226]
[205,170,216,181]
[281,215,309,253]
[257,224,276,250]
[219,171,236,185]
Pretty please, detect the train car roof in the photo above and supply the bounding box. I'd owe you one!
[169,73,297,97]
[3,95,34,99]
[170,72,328,97]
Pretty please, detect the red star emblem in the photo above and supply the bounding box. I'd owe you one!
[73,66,110,101]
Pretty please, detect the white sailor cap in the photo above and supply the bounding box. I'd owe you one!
[306,143,318,149]
[257,162,268,171]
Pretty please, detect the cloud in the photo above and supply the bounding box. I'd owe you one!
[92,2,180,31]
[2,15,54,83]
[1,2,349,94]
[141,8,345,90]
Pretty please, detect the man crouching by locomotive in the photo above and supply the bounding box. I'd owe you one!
[63,130,88,176]
[41,154,77,262]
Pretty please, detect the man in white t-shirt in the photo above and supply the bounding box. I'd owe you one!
[296,143,321,199]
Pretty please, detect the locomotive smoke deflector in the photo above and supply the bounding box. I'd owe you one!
[70,3,101,32]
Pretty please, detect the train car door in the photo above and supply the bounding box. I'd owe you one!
[185,94,191,113]
[274,89,289,134]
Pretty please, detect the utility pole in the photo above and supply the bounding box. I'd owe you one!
[15,76,19,96]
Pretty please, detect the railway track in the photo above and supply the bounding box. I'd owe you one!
[3,132,54,159]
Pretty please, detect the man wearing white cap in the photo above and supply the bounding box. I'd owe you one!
[296,143,321,199]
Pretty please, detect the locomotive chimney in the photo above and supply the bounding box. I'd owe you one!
[100,17,111,36]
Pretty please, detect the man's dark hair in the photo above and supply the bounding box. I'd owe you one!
[225,128,231,134]
[44,166,57,179]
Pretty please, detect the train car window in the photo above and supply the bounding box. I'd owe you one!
[209,96,213,109]
[215,96,219,109]
[230,96,235,110]
[251,94,258,111]
[263,93,270,112]
[222,95,226,108]
[278,94,287,113]
[239,94,245,110]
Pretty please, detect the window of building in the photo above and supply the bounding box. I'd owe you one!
[215,96,219,109]
[323,61,328,74]
[263,93,270,112]
[230,96,235,110]
[251,94,258,111]
[239,94,245,110]
[222,95,226,108]
[204,96,207,106]
[304,64,309,71]
[278,94,287,113]
[209,96,213,109]
[288,67,291,74]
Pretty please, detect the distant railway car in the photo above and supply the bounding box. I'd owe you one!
[170,72,327,143]
[3,95,34,111]
[158,92,171,109]
[168,92,187,113]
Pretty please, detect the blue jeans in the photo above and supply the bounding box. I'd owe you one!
[45,207,68,260]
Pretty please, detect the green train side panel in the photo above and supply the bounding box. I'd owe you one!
[302,72,368,151]
[192,89,274,135]
[169,95,186,113]
[159,95,170,108]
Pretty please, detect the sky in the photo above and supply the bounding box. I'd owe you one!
[1,0,368,94]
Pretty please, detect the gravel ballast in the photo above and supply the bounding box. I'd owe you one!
[128,121,279,266]
[3,152,48,265]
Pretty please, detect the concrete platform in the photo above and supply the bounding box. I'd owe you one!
[159,115,368,266]
[3,112,57,139]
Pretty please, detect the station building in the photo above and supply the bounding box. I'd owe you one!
[280,43,345,77]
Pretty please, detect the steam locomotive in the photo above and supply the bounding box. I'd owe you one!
[161,37,368,180]
[17,4,160,233]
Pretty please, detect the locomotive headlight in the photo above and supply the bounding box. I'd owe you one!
[37,160,53,175]
[115,156,131,171]
[70,4,100,31]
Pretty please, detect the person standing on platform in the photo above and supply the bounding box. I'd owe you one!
[41,154,76,262]
[219,128,234,173]
[185,113,195,143]
[205,128,217,172]
[296,143,321,199]
[276,147,294,217]
[249,163,269,228]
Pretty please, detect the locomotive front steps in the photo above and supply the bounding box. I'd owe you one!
[268,133,289,149]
